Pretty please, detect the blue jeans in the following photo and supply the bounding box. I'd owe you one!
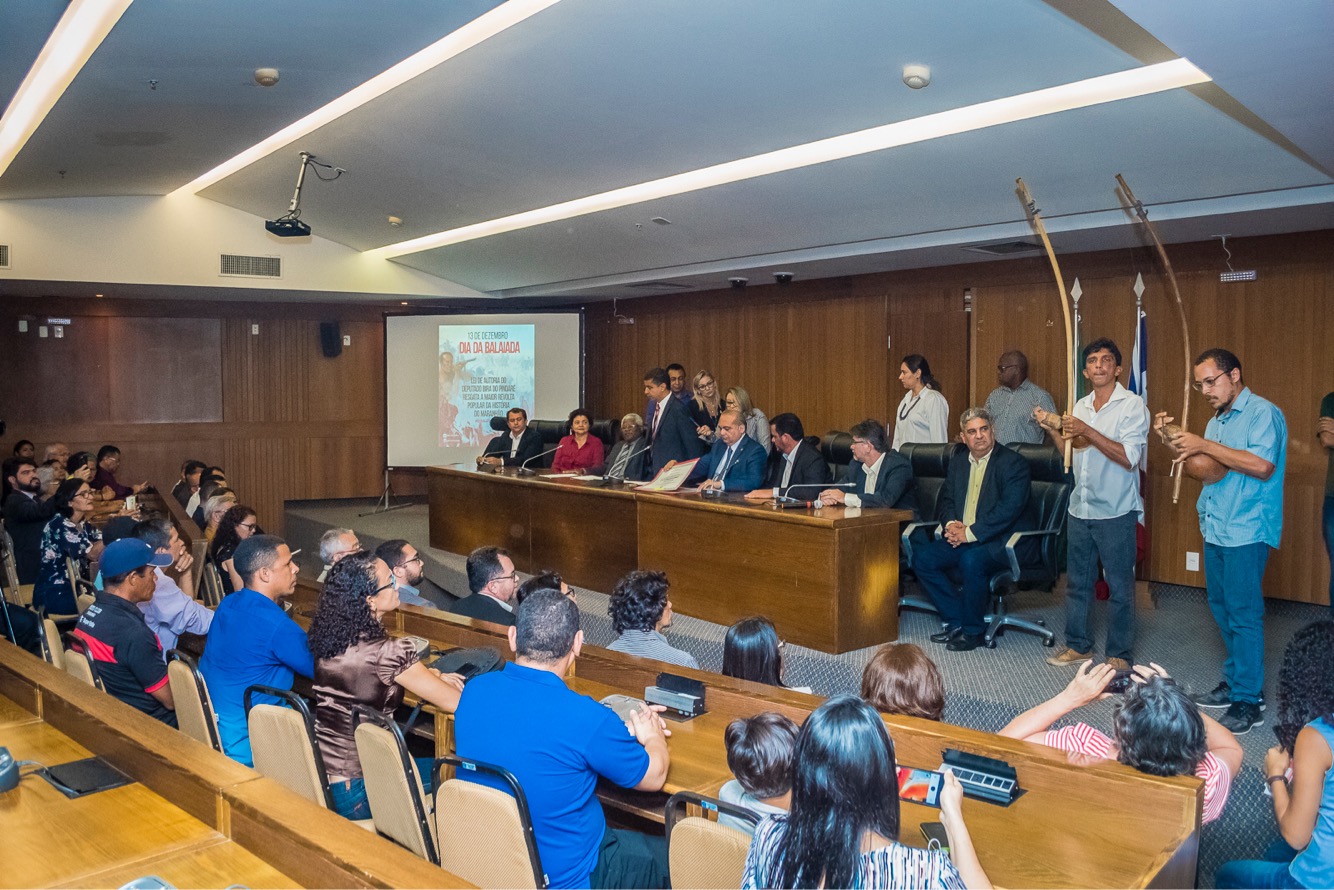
[1324,496,1334,614]
[1065,511,1138,659]
[329,755,436,821]
[1216,838,1303,889]
[914,538,1008,636]
[1203,541,1269,703]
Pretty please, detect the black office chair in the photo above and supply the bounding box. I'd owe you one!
[819,430,854,482]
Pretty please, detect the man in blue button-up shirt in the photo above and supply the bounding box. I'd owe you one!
[1160,348,1286,736]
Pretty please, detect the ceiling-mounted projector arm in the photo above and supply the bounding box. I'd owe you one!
[266,151,343,237]
[284,151,312,218]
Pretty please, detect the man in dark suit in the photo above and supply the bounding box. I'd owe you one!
[818,419,915,513]
[745,412,832,501]
[478,407,544,469]
[686,410,766,492]
[3,457,57,584]
[644,367,703,477]
[912,407,1032,651]
[447,546,518,626]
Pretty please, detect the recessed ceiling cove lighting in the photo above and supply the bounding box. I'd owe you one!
[367,59,1210,260]
[172,0,564,196]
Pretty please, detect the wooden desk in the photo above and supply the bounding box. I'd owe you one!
[427,465,910,653]
[0,691,39,728]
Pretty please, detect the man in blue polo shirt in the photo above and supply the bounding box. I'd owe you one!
[200,534,314,765]
[454,588,671,889]
[1160,347,1287,735]
[71,538,175,725]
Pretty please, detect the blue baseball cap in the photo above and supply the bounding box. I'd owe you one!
[100,538,172,578]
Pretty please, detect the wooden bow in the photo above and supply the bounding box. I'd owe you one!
[1016,178,1075,472]
[1115,174,1191,504]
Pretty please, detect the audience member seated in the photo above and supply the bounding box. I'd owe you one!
[723,616,811,693]
[517,570,569,605]
[172,458,207,509]
[454,589,671,889]
[999,661,1242,824]
[684,409,766,493]
[861,642,946,722]
[606,570,699,669]
[552,407,606,473]
[65,451,96,485]
[745,412,831,501]
[37,460,66,498]
[908,407,1029,652]
[725,386,771,453]
[742,694,988,889]
[447,545,519,626]
[478,407,544,469]
[720,712,798,834]
[189,467,227,519]
[200,534,314,766]
[200,490,238,543]
[688,369,723,440]
[374,538,438,609]
[1217,621,1334,889]
[91,444,147,500]
[11,439,36,461]
[604,413,647,482]
[317,527,361,582]
[209,504,257,595]
[818,419,916,513]
[4,456,57,584]
[71,539,176,725]
[43,442,71,468]
[308,551,465,820]
[132,519,211,654]
[32,479,104,617]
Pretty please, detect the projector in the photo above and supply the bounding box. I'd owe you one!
[265,217,311,237]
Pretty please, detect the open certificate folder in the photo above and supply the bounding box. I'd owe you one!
[637,458,699,492]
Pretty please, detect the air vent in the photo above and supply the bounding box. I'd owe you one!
[0,244,10,268]
[220,254,281,278]
[961,240,1043,256]
[626,281,690,290]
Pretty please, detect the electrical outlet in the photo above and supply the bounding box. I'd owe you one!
[18,320,28,333]
[251,323,260,335]
[342,335,351,346]
[1186,552,1200,572]
[38,325,48,338]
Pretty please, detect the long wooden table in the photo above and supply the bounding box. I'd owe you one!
[427,465,911,653]
[315,586,1203,889]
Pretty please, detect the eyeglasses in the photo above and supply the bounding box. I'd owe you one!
[238,522,257,531]
[1192,371,1231,392]
[398,555,424,568]
[74,489,94,499]
[997,364,1018,373]
[493,572,519,584]
[371,581,395,596]
[851,438,870,447]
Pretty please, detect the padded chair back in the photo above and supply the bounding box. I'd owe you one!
[199,561,224,608]
[167,649,222,751]
[819,430,854,481]
[434,755,546,888]
[354,707,436,863]
[64,556,96,612]
[245,684,332,809]
[1,530,23,601]
[900,442,964,522]
[664,791,760,890]
[1011,442,1066,483]
[589,418,618,447]
[41,618,65,670]
[1016,479,1072,585]
[63,644,104,690]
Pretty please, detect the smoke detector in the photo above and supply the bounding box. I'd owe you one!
[254,68,280,87]
[902,64,931,89]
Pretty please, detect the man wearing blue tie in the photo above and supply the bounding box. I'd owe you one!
[687,410,766,492]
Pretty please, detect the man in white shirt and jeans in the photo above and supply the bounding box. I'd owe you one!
[1039,338,1149,671]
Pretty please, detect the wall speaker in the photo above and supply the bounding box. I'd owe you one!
[319,321,342,358]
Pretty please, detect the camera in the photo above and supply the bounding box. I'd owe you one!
[728,277,748,289]
[773,271,794,284]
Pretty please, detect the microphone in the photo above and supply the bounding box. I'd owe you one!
[518,446,561,476]
[772,481,855,508]
[601,440,650,485]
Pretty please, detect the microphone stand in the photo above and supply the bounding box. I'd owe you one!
[517,446,561,477]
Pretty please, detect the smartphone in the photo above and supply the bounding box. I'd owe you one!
[124,495,137,512]
[920,821,951,854]
[1105,670,1135,694]
[897,767,943,807]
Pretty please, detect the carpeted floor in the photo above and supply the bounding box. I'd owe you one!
[286,497,1331,888]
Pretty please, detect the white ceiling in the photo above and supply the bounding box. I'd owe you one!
[1,0,1331,302]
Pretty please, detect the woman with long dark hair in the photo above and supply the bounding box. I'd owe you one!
[1217,621,1334,889]
[209,504,258,595]
[32,478,104,617]
[722,617,810,693]
[891,354,949,451]
[306,551,465,821]
[742,695,988,889]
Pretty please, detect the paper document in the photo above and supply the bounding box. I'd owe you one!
[637,459,699,492]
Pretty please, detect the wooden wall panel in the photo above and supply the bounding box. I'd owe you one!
[106,317,222,423]
[302,320,385,424]
[0,316,111,424]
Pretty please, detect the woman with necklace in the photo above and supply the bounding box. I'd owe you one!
[891,354,949,451]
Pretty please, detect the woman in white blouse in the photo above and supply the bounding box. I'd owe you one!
[891,354,949,452]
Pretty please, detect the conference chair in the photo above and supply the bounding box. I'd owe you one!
[897,442,964,619]
[353,706,437,863]
[433,754,546,888]
[199,561,225,608]
[244,684,335,809]
[1,530,34,606]
[664,791,760,890]
[818,430,855,482]
[166,649,222,751]
[63,643,104,691]
[39,618,65,670]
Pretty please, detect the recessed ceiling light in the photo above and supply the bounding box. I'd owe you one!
[400,301,409,306]
[173,0,564,196]
[368,58,1210,259]
[388,215,404,227]
[0,0,133,180]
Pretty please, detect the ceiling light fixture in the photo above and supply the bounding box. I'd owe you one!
[0,0,134,180]
[368,58,1210,260]
[173,0,564,196]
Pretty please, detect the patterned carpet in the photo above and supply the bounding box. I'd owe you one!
[287,497,1332,888]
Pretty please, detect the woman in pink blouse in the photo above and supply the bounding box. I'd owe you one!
[551,407,605,473]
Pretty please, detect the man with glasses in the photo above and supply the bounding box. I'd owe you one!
[984,350,1057,445]
[1157,348,1287,735]
[818,419,915,513]
[448,545,519,626]
[91,444,148,500]
[374,539,438,610]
